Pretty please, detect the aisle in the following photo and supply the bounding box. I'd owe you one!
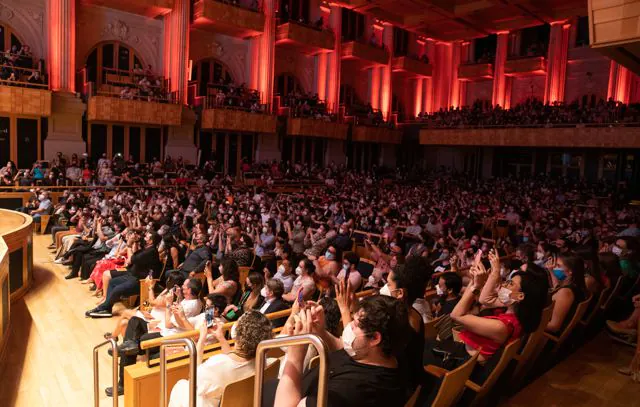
[0,234,123,407]
[503,332,638,407]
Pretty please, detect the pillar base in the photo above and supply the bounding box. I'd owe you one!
[45,92,87,160]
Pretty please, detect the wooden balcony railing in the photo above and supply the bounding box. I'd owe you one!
[79,0,173,17]
[391,56,432,77]
[276,22,334,53]
[87,95,182,126]
[342,41,389,66]
[505,56,546,77]
[192,0,264,38]
[419,126,640,148]
[458,63,494,81]
[287,117,348,139]
[0,85,51,117]
[352,125,402,144]
[201,105,277,133]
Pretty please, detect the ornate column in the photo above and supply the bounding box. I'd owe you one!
[326,5,342,113]
[608,61,632,104]
[544,21,571,104]
[164,0,190,104]
[492,32,509,107]
[45,0,86,160]
[414,77,423,117]
[315,52,328,101]
[380,22,393,121]
[259,0,276,110]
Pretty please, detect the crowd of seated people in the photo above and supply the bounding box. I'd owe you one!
[282,91,336,121]
[417,98,640,128]
[208,81,263,113]
[23,155,639,399]
[346,102,395,128]
[0,43,46,88]
[112,64,170,102]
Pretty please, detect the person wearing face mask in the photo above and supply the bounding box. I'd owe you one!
[226,233,254,267]
[23,190,52,225]
[282,259,316,303]
[269,295,411,407]
[314,245,340,282]
[258,279,290,327]
[264,259,295,294]
[285,219,306,255]
[337,252,363,291]
[331,224,353,252]
[224,271,265,321]
[167,234,212,281]
[255,221,275,257]
[546,254,587,335]
[611,237,639,281]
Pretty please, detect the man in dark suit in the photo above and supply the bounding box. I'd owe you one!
[86,231,161,318]
[166,234,211,281]
[258,279,290,328]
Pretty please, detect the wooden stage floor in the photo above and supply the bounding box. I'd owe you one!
[0,233,636,406]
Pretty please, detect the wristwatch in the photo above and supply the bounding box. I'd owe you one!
[472,288,481,296]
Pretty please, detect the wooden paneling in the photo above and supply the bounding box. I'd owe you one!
[0,209,32,303]
[276,23,334,53]
[419,126,640,148]
[353,125,402,144]
[79,0,173,17]
[342,41,389,66]
[505,56,547,76]
[87,96,182,126]
[392,56,433,77]
[201,108,277,133]
[192,0,264,38]
[0,86,51,117]
[0,236,8,363]
[287,118,348,139]
[458,63,494,81]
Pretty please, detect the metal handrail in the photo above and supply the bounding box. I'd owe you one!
[93,338,119,407]
[254,334,330,407]
[159,338,198,407]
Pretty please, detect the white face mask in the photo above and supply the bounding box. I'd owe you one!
[341,322,366,358]
[498,287,515,305]
[260,286,268,298]
[612,246,623,256]
[277,265,285,274]
[536,252,544,260]
[295,266,303,276]
[379,284,392,297]
[262,227,268,234]
[436,285,445,296]
[342,264,349,272]
[230,322,237,339]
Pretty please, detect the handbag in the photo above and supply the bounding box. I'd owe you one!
[431,340,470,370]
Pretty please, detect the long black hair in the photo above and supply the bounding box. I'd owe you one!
[512,271,549,334]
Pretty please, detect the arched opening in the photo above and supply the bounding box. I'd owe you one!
[190,57,235,97]
[0,22,45,86]
[276,72,304,101]
[84,41,145,87]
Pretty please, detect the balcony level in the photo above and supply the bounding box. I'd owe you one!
[276,22,334,55]
[458,63,494,81]
[287,117,348,139]
[342,41,389,66]
[353,125,402,144]
[87,96,182,126]
[392,56,432,77]
[192,0,264,39]
[0,85,51,117]
[419,126,640,148]
[202,107,277,133]
[80,0,173,18]
[505,56,547,77]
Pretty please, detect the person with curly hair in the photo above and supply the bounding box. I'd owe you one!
[169,310,274,407]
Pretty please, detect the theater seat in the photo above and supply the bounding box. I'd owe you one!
[425,352,479,407]
[543,294,593,356]
[219,359,280,407]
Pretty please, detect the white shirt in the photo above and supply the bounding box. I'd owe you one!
[412,298,433,323]
[259,298,273,314]
[160,298,203,336]
[272,269,295,294]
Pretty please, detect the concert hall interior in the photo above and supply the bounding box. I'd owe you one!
[0,0,640,406]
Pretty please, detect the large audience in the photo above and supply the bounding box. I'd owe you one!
[10,151,640,402]
[418,98,640,128]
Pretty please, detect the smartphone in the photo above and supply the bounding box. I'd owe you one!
[205,308,216,328]
[297,289,304,307]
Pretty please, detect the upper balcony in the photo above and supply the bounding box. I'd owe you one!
[392,56,432,77]
[192,0,264,39]
[287,117,348,139]
[342,41,389,66]
[80,0,173,18]
[201,92,276,133]
[276,21,334,55]
[87,96,182,126]
[458,63,494,81]
[352,125,402,144]
[505,56,547,77]
[0,64,50,117]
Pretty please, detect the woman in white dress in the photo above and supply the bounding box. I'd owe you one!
[169,310,274,407]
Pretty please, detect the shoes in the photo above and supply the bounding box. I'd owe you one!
[606,320,637,335]
[105,385,124,397]
[618,366,632,376]
[54,258,64,264]
[80,279,91,285]
[85,308,112,318]
[61,260,73,266]
[118,340,140,357]
[47,244,56,249]
[64,272,77,280]
[89,284,97,291]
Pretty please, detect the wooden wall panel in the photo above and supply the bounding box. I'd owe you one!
[87,96,182,126]
[342,41,389,66]
[392,56,432,77]
[201,108,277,133]
[0,86,52,117]
[287,118,348,139]
[352,125,402,144]
[192,0,265,38]
[419,126,640,148]
[505,56,547,76]
[459,63,494,81]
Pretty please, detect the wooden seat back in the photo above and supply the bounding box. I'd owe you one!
[431,353,479,407]
[424,316,443,341]
[601,276,623,312]
[465,338,522,406]
[581,285,612,327]
[219,359,280,407]
[239,266,252,289]
[544,294,593,355]
[511,302,555,386]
